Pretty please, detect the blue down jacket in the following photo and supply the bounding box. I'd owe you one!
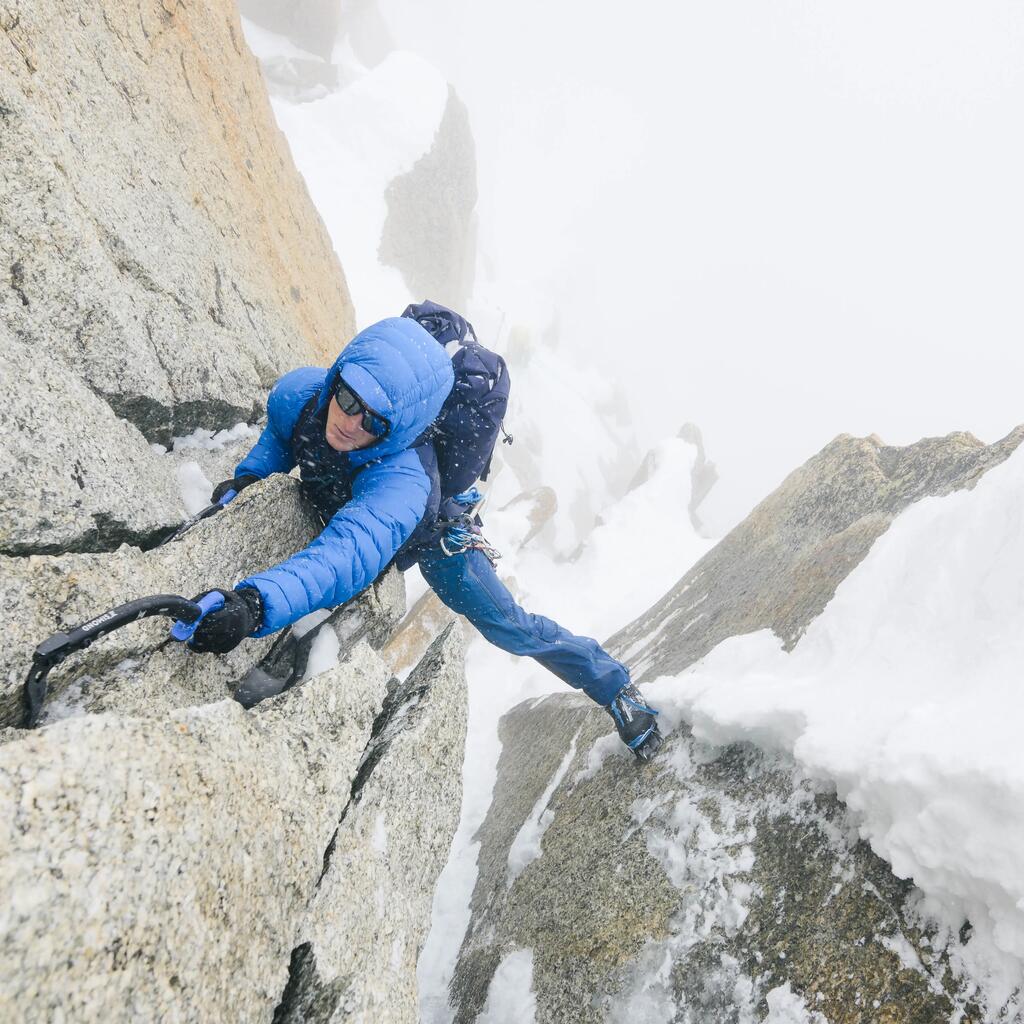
[232,317,454,635]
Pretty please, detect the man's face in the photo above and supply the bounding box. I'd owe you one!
[325,392,377,452]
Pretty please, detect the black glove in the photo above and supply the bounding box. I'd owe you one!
[188,588,264,654]
[211,474,260,504]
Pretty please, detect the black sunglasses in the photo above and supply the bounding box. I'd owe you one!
[334,381,391,439]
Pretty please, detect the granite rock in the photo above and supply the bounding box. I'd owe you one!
[275,623,467,1023]
[0,642,388,1024]
[1,0,353,551]
[452,430,1024,1022]
[0,475,401,728]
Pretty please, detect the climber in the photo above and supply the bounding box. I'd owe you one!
[186,304,662,760]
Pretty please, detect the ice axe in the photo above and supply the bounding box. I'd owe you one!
[19,486,251,727]
[160,487,238,545]
[20,591,225,729]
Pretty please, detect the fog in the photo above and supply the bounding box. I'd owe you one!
[367,0,1024,530]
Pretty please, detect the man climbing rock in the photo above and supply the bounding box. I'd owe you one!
[190,302,663,760]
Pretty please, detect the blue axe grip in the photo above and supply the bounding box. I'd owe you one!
[169,591,226,642]
[217,489,238,506]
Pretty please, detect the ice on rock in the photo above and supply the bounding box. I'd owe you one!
[477,949,537,1024]
[660,444,1024,1010]
[506,730,580,886]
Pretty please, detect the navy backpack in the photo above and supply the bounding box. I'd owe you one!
[401,301,512,512]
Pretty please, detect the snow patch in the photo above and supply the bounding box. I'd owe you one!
[301,625,341,682]
[176,462,214,516]
[292,608,333,639]
[655,444,1024,1016]
[506,729,580,886]
[477,949,537,1024]
[171,422,260,452]
[763,983,828,1023]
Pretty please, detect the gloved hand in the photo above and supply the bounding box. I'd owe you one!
[211,474,260,504]
[188,587,263,654]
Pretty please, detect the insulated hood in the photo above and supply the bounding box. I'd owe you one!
[317,317,455,466]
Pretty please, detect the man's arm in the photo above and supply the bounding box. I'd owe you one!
[236,449,432,635]
[231,367,326,481]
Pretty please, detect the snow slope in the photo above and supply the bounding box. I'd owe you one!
[242,19,449,326]
[650,444,1024,1016]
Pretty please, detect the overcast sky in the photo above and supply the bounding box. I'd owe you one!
[373,0,1024,530]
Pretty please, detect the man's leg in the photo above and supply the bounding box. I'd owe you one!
[418,545,627,706]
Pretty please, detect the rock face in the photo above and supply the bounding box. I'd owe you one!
[453,700,973,1024]
[0,644,386,1023]
[451,430,1024,1022]
[0,489,467,1022]
[0,476,321,727]
[275,623,467,1023]
[612,428,1024,682]
[0,0,354,552]
[1,3,469,1019]
[378,85,478,312]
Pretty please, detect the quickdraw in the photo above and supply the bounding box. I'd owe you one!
[439,522,502,567]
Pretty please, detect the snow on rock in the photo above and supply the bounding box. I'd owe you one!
[450,694,966,1024]
[176,461,216,517]
[506,729,581,887]
[662,442,1024,1014]
[171,422,262,453]
[448,428,1024,1023]
[477,949,538,1024]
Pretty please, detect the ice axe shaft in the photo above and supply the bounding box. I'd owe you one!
[161,488,237,545]
[20,591,225,729]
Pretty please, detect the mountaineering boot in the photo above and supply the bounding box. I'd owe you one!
[606,683,663,761]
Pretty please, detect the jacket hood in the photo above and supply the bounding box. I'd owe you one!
[317,317,455,466]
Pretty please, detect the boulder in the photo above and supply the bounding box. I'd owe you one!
[275,623,467,1023]
[1,0,353,551]
[451,430,1024,1022]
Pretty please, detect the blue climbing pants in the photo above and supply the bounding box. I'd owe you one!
[417,544,628,706]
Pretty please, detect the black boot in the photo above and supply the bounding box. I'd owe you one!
[606,683,663,761]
